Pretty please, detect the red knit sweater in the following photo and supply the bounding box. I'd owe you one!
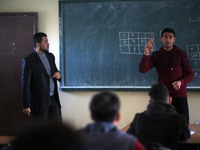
[139,46,194,97]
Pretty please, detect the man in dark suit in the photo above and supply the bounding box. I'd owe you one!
[21,32,62,123]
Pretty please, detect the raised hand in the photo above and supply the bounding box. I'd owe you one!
[144,38,154,56]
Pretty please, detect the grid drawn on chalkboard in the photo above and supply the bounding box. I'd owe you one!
[186,44,200,78]
[119,32,156,54]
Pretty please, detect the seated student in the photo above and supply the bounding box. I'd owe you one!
[10,123,81,150]
[127,83,190,150]
[79,92,145,150]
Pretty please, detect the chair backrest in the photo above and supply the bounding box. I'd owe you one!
[135,114,181,150]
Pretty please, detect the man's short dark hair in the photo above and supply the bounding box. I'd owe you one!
[161,28,175,37]
[90,92,120,122]
[33,32,47,48]
[148,83,169,102]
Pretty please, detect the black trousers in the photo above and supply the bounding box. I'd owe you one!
[31,95,62,123]
[171,97,189,123]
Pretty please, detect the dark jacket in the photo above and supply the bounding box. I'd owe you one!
[79,122,145,150]
[21,51,61,115]
[127,102,190,150]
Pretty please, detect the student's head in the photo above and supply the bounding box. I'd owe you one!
[33,32,49,52]
[90,92,120,122]
[160,28,176,51]
[148,83,169,103]
[11,123,81,150]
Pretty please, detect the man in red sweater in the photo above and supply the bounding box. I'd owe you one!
[139,28,194,123]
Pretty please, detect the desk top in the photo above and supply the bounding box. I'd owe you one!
[0,136,14,145]
[121,123,200,144]
[1,124,200,145]
[182,124,200,144]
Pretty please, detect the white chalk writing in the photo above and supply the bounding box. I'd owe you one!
[186,44,200,78]
[119,32,156,55]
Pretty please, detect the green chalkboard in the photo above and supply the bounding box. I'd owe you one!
[59,0,200,91]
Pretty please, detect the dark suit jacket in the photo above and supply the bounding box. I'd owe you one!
[21,51,61,115]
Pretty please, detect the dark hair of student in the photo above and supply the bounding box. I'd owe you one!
[33,32,47,48]
[90,92,120,122]
[11,123,81,150]
[148,83,169,102]
[161,28,176,37]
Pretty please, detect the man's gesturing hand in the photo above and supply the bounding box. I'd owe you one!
[144,38,154,56]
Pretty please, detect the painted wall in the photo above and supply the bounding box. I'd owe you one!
[1,0,199,129]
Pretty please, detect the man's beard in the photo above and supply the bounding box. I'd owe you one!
[40,47,49,53]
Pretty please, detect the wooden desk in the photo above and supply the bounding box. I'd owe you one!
[182,124,200,144]
[0,136,14,145]
[121,124,130,132]
[121,123,200,144]
[0,124,200,145]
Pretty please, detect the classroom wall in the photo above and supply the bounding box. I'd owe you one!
[1,0,200,129]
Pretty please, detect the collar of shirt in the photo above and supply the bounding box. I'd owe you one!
[85,121,117,133]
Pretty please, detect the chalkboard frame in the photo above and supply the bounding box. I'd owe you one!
[59,0,200,91]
